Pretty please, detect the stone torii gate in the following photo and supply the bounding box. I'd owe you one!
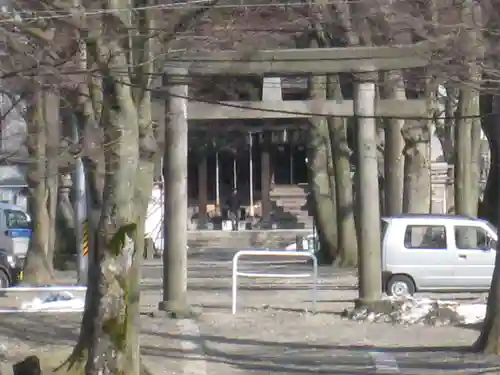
[158,42,433,314]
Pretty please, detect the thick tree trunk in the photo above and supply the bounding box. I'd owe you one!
[308,74,338,263]
[23,85,55,284]
[59,13,148,374]
[61,79,144,375]
[479,95,498,226]
[474,242,500,354]
[381,71,405,216]
[402,120,431,213]
[87,78,140,374]
[474,124,500,352]
[328,75,357,267]
[307,127,338,263]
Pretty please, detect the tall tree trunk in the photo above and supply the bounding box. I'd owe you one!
[59,11,146,375]
[402,119,431,213]
[381,71,405,216]
[474,96,500,352]
[308,73,338,263]
[64,81,144,375]
[479,95,498,226]
[87,76,141,374]
[58,0,159,371]
[23,85,56,284]
[328,75,357,267]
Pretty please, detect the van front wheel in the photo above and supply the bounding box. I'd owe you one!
[387,275,415,297]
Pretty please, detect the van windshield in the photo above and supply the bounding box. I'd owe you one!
[5,210,30,230]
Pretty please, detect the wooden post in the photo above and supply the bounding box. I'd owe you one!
[197,154,208,228]
[261,132,271,225]
[159,68,191,316]
[354,74,383,306]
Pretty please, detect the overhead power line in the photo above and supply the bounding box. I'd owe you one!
[0,0,401,25]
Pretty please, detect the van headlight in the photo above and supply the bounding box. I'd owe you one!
[6,255,16,268]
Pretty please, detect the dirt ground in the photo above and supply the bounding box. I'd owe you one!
[0,292,184,375]
[1,251,500,375]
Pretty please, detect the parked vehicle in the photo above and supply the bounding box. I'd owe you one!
[0,202,31,286]
[0,249,24,288]
[382,214,497,296]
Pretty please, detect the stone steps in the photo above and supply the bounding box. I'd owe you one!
[270,184,312,229]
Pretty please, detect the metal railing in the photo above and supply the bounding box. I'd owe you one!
[231,250,318,315]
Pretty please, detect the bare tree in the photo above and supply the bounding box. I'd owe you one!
[308,69,339,263]
[23,84,60,283]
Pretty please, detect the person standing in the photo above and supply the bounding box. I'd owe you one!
[228,188,241,230]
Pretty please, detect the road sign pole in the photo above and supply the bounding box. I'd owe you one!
[72,122,88,285]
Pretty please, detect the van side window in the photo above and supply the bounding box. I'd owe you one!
[4,210,30,229]
[455,226,490,250]
[404,225,447,249]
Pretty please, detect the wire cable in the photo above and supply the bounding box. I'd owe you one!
[0,0,416,25]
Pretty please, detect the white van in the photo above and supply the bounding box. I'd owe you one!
[0,202,31,286]
[382,214,498,296]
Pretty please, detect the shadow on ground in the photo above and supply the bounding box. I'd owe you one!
[0,313,498,374]
[141,330,500,375]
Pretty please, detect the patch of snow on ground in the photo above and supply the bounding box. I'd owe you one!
[455,303,487,325]
[344,296,486,326]
[19,291,84,312]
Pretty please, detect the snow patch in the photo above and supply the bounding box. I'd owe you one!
[19,291,84,312]
[343,296,486,326]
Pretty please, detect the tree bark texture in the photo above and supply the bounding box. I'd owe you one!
[308,74,338,263]
[381,71,405,216]
[59,5,153,374]
[23,85,57,284]
[354,76,383,306]
[474,239,500,354]
[85,69,141,375]
[474,94,500,354]
[479,95,499,226]
[327,75,358,267]
[402,120,431,213]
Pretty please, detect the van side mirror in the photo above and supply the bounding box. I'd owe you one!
[484,237,497,251]
[490,238,497,250]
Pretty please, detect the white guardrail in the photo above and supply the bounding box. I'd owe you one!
[232,250,318,315]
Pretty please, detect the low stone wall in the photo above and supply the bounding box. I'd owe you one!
[187,229,312,249]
